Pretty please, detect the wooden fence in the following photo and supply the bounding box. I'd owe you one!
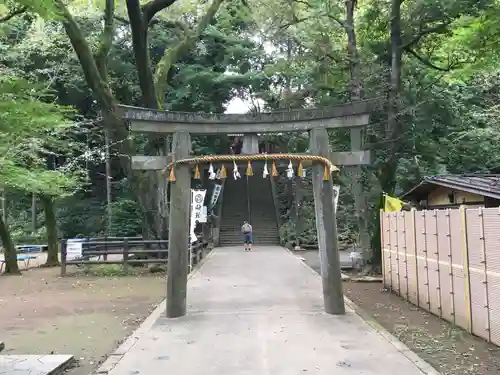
[60,237,208,275]
[381,206,500,346]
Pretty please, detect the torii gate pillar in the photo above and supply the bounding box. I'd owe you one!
[166,131,191,318]
[309,128,345,314]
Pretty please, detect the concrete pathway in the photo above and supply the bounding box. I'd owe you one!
[103,246,434,375]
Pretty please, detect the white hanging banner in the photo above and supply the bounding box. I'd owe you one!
[209,184,222,208]
[190,223,197,244]
[333,185,340,211]
[199,206,208,223]
[190,189,207,243]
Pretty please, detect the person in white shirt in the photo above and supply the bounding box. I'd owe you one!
[241,221,253,251]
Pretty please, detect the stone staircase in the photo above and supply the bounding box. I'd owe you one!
[219,177,250,245]
[248,168,280,245]
[219,166,280,246]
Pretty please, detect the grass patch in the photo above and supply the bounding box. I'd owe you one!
[76,264,145,277]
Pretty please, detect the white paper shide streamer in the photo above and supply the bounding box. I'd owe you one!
[233,160,241,180]
[333,185,340,211]
[286,160,294,179]
[263,161,269,178]
[208,163,216,180]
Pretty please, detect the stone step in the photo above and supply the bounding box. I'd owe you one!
[225,234,278,236]
[219,231,278,234]
[220,244,280,246]
[221,219,276,223]
[0,355,75,375]
[220,224,278,228]
[220,240,279,242]
[220,233,278,236]
[221,219,276,222]
[220,236,279,240]
[219,242,280,245]
[221,174,279,244]
[220,234,279,238]
[220,223,278,227]
[220,238,279,241]
[220,240,279,244]
[220,225,278,228]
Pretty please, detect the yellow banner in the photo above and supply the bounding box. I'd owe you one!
[384,195,404,212]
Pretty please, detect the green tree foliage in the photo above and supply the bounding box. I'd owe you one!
[2,0,500,268]
[0,71,81,274]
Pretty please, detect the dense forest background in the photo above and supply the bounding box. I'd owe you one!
[1,0,500,261]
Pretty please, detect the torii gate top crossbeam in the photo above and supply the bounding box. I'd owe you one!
[117,98,382,135]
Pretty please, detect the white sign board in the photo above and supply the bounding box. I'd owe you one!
[209,184,222,208]
[190,189,207,243]
[66,239,83,260]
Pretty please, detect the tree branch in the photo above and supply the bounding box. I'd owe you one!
[324,52,343,64]
[280,16,313,30]
[293,0,312,7]
[114,15,129,25]
[401,20,453,50]
[142,0,179,24]
[55,1,118,116]
[0,6,27,23]
[406,48,458,71]
[327,14,346,28]
[126,0,158,107]
[94,0,116,81]
[155,19,191,35]
[153,0,225,108]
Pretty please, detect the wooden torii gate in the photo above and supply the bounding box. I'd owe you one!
[117,99,380,318]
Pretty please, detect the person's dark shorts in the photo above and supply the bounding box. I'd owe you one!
[243,232,253,244]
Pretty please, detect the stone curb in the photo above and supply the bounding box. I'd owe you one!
[285,247,441,375]
[93,249,216,375]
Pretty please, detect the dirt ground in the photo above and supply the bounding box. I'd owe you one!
[0,265,166,375]
[300,250,500,375]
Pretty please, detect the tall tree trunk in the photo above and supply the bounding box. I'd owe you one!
[377,0,403,195]
[57,1,159,236]
[0,214,19,275]
[57,0,225,238]
[125,0,158,108]
[344,0,371,253]
[125,0,224,237]
[41,195,59,267]
[372,0,403,265]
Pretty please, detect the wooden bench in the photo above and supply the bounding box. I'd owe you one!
[0,255,38,272]
[16,244,48,253]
